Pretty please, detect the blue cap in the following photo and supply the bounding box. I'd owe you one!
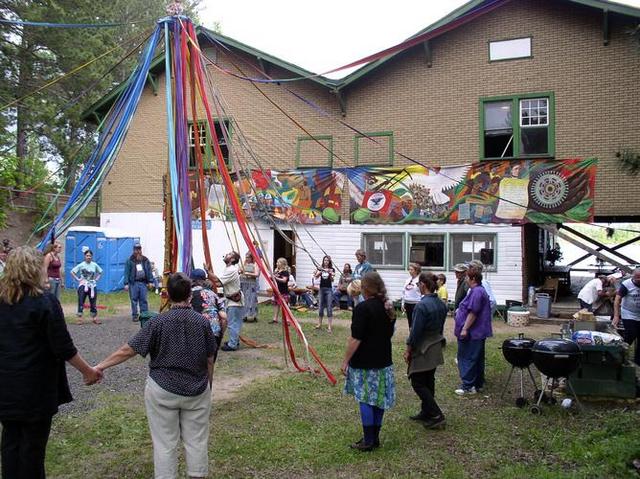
[190,269,206,280]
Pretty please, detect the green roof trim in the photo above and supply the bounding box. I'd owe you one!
[336,0,640,91]
[83,0,640,121]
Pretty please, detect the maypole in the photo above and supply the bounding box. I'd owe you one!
[159,3,335,383]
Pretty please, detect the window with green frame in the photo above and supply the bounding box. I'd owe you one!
[362,233,404,268]
[188,119,231,169]
[480,93,554,159]
[296,135,333,168]
[355,131,394,166]
[449,233,497,271]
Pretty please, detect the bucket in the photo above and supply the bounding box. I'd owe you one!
[507,309,530,327]
[536,293,551,319]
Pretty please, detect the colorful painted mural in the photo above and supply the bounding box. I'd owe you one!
[208,168,346,224]
[346,158,597,225]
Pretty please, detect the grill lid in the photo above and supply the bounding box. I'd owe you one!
[532,338,581,355]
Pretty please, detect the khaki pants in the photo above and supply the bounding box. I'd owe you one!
[145,377,211,479]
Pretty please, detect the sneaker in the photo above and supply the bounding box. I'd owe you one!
[422,415,446,430]
[454,386,477,396]
[132,316,139,322]
[221,342,238,352]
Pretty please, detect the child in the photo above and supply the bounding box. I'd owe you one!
[271,258,290,324]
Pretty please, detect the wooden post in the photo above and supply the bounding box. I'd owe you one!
[161,173,173,312]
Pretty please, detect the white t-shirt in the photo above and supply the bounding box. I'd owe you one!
[577,278,603,305]
[219,264,243,307]
[402,276,422,304]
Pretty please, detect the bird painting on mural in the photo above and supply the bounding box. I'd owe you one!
[405,165,470,205]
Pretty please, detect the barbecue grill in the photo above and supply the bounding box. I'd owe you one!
[530,338,583,414]
[500,333,539,407]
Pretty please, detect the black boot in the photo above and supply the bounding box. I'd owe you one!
[350,426,376,451]
[372,425,381,448]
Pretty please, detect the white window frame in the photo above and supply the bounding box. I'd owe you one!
[519,98,549,128]
[489,37,532,62]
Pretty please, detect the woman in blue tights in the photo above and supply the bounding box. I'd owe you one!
[341,271,396,451]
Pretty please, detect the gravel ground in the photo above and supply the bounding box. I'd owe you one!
[61,315,148,414]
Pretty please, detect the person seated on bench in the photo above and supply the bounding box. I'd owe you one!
[333,263,354,310]
[288,274,317,309]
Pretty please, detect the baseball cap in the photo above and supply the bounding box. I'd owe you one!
[190,269,207,280]
[453,263,468,272]
[133,242,142,249]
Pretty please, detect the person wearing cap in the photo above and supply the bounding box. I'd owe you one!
[124,243,154,322]
[453,263,469,310]
[190,269,227,361]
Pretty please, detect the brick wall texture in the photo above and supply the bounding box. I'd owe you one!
[102,0,640,217]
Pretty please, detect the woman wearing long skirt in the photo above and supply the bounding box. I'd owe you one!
[240,252,259,322]
[341,272,396,451]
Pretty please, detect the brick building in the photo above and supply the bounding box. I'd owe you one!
[86,0,640,301]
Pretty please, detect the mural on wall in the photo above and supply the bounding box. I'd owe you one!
[346,158,597,225]
[207,168,345,224]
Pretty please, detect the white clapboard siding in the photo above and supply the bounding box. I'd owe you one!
[292,222,523,305]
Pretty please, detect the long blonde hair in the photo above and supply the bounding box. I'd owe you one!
[275,257,288,272]
[0,246,45,305]
[361,271,396,320]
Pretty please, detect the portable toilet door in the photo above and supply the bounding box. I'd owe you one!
[95,235,108,291]
[64,230,98,289]
[102,236,139,292]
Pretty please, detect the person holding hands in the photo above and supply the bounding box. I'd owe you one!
[315,255,335,332]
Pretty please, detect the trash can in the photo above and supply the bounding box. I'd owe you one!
[536,293,551,319]
[507,306,530,327]
[139,311,158,328]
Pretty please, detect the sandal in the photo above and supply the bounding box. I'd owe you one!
[92,318,101,325]
[314,324,322,330]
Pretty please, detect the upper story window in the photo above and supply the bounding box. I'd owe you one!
[355,131,394,166]
[489,37,532,62]
[296,135,334,168]
[480,93,554,159]
[188,119,230,169]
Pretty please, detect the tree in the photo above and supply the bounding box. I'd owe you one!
[0,0,201,194]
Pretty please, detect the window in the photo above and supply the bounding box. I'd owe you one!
[363,233,404,268]
[296,135,334,168]
[489,37,532,62]
[449,234,496,271]
[355,131,394,166]
[188,119,230,169]
[409,234,445,269]
[480,93,554,159]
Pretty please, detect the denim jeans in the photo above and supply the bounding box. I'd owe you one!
[129,281,149,318]
[46,278,61,300]
[318,287,333,318]
[226,306,243,349]
[332,289,353,309]
[457,338,486,390]
[77,286,97,317]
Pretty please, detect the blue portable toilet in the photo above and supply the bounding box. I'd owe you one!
[65,227,139,292]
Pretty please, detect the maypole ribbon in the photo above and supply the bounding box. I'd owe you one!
[186,20,336,384]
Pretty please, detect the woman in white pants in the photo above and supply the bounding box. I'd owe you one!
[97,273,217,479]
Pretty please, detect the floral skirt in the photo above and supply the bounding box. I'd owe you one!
[240,279,258,318]
[343,365,396,410]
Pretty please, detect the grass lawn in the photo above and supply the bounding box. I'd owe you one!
[58,289,163,319]
[46,299,640,478]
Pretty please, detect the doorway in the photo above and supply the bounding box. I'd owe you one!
[273,229,296,275]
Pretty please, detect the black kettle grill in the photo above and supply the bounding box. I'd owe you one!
[500,333,539,407]
[530,338,583,414]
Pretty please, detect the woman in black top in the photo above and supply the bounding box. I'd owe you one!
[341,272,396,451]
[0,247,101,478]
[314,255,335,332]
[271,257,290,324]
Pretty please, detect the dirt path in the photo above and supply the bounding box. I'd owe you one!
[63,314,287,414]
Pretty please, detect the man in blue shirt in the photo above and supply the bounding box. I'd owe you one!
[124,243,154,322]
[353,249,374,306]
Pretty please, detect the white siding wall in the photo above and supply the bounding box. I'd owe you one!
[292,223,524,305]
[100,213,523,303]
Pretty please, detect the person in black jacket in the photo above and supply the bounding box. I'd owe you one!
[0,246,102,478]
[124,243,154,322]
[341,272,396,452]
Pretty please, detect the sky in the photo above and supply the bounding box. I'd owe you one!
[200,0,640,79]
